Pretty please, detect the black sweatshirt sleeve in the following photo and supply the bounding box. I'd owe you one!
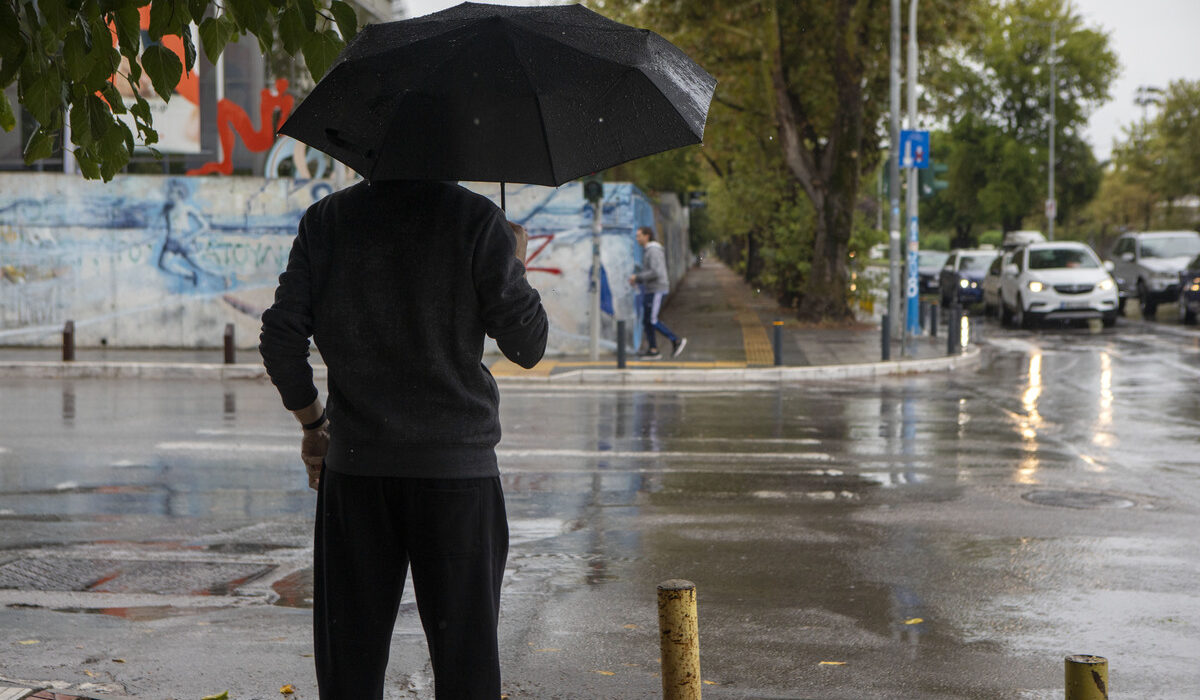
[260,212,320,411]
[473,212,548,369]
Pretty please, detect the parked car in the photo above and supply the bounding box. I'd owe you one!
[1001,230,1046,251]
[1179,253,1200,325]
[999,241,1118,328]
[981,250,1011,317]
[1108,231,1200,317]
[940,248,1000,308]
[917,250,949,295]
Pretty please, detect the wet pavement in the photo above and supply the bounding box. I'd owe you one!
[1,317,1199,698]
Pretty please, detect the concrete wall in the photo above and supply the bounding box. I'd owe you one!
[0,174,687,355]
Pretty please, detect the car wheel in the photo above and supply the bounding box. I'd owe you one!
[1138,281,1158,319]
[1181,292,1197,325]
[1117,296,1127,316]
[1001,298,1013,327]
[1102,311,1117,328]
[1015,294,1033,329]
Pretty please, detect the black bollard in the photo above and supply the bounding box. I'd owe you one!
[930,303,939,338]
[947,305,960,355]
[881,313,891,361]
[62,320,75,362]
[773,319,784,366]
[616,320,626,369]
[919,301,928,335]
[224,323,235,364]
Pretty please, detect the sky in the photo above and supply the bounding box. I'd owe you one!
[396,0,1200,162]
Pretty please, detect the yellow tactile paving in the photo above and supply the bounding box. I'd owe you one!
[718,274,775,365]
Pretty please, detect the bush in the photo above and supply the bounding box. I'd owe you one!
[979,230,1002,247]
[922,232,950,251]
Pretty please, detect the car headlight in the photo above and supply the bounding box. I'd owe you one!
[1027,280,1045,293]
[1097,278,1114,291]
[959,279,969,288]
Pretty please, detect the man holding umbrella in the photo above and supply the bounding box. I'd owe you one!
[263,3,713,696]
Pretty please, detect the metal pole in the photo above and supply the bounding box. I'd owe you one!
[223,323,235,364]
[773,319,783,366]
[1048,22,1056,242]
[616,319,626,369]
[881,313,891,361]
[589,200,601,360]
[888,0,902,341]
[1065,655,1108,700]
[657,579,701,700]
[930,302,938,338]
[905,0,921,341]
[62,320,75,362]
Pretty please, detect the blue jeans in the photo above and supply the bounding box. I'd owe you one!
[642,291,678,350]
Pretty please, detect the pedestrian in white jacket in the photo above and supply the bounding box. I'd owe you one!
[629,226,687,358]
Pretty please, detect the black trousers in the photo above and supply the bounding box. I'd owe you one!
[314,469,509,699]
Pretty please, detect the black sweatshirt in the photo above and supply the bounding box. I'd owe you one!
[260,180,547,478]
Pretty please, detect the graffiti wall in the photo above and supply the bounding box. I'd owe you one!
[0,174,687,354]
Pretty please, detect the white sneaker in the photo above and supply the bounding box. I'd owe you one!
[671,338,688,358]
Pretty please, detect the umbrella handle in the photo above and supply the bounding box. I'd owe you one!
[501,182,506,212]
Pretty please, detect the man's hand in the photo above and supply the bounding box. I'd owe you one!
[629,273,638,285]
[292,398,329,491]
[510,221,529,266]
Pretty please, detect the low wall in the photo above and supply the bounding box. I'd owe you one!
[0,173,687,354]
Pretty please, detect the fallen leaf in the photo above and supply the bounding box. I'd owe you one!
[17,640,40,645]
[623,624,638,629]
[904,618,924,625]
[280,684,296,695]
[534,648,560,652]
[201,693,229,700]
[84,670,95,677]
[112,658,126,663]
[819,661,847,666]
[703,679,717,685]
[592,670,615,676]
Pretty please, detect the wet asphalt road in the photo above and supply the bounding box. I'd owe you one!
[1,319,1199,699]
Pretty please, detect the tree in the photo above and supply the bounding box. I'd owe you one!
[925,0,1117,233]
[0,0,356,180]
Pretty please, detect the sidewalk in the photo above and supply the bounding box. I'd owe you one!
[0,260,975,384]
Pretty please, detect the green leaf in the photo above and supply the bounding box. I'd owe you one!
[24,128,56,164]
[130,92,152,123]
[63,29,93,82]
[140,43,183,101]
[99,121,132,180]
[227,0,267,36]
[188,0,208,24]
[278,5,304,55]
[181,23,197,73]
[148,0,173,41]
[199,16,235,64]
[113,4,141,57]
[329,0,357,42]
[39,0,72,35]
[295,0,314,31]
[77,149,101,178]
[85,93,111,143]
[84,45,120,92]
[0,91,15,132]
[2,44,29,90]
[69,97,94,146]
[22,67,63,125]
[101,81,127,115]
[301,29,342,82]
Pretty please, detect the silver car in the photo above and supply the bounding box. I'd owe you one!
[1108,231,1200,318]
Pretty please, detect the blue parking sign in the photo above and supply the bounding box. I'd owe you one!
[900,130,929,169]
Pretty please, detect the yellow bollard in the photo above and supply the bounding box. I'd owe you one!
[657,579,701,700]
[1065,654,1108,700]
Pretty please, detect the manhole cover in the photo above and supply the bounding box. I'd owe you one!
[1022,490,1135,510]
[0,558,273,595]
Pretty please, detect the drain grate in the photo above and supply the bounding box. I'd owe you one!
[0,558,274,595]
[1022,490,1135,510]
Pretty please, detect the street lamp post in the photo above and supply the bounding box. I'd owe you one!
[1047,21,1056,241]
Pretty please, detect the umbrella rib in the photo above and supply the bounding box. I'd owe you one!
[504,29,559,186]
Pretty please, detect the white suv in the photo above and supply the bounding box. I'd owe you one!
[1108,231,1200,318]
[1000,242,1118,328]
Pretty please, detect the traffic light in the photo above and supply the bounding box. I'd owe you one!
[919,162,948,198]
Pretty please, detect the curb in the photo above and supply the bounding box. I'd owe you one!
[0,346,980,386]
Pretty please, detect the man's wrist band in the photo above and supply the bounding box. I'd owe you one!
[302,410,327,431]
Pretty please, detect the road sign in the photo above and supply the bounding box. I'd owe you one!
[900,130,930,169]
[1045,198,1057,219]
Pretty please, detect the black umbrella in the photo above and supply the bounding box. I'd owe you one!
[278,2,715,192]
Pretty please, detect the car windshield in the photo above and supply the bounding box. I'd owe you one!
[959,254,996,271]
[1028,248,1098,270]
[1140,235,1200,258]
[919,251,949,268]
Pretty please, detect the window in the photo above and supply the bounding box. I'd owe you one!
[1140,235,1200,259]
[960,254,996,272]
[1028,248,1099,270]
[988,256,1003,275]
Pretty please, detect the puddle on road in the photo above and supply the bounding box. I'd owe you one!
[272,568,313,608]
[8,602,213,621]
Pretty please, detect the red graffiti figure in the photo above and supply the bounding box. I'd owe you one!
[524,233,562,276]
[187,78,294,176]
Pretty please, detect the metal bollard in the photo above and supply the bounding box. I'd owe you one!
[881,313,891,361]
[616,320,626,369]
[62,320,75,362]
[1065,655,1108,700]
[947,306,960,355]
[930,303,938,338]
[223,323,235,364]
[658,579,701,700]
[773,319,784,366]
[919,301,928,334]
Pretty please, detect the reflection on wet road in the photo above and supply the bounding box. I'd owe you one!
[1,322,1198,698]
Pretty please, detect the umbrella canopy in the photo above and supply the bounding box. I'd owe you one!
[278,2,715,186]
